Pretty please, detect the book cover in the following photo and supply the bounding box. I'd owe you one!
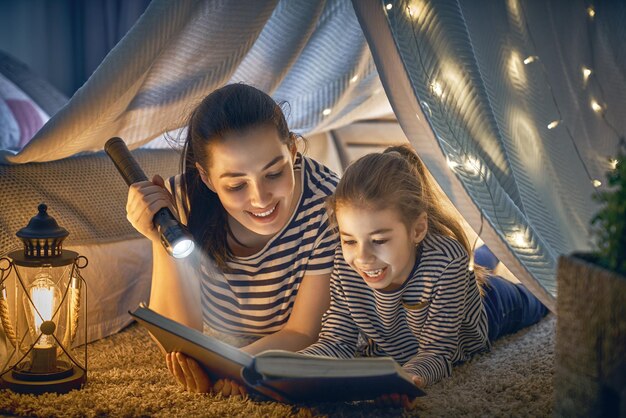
[129,305,425,403]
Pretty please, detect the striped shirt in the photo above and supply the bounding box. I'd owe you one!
[168,155,339,344]
[300,233,489,386]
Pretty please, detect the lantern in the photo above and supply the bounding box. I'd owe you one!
[0,203,87,394]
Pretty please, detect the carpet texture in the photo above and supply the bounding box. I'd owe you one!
[0,315,555,417]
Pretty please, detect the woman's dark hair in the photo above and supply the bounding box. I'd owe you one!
[179,83,296,269]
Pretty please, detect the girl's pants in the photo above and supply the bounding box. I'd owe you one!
[482,275,548,341]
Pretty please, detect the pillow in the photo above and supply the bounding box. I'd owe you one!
[0,73,49,150]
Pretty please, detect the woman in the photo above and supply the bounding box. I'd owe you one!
[126,84,339,395]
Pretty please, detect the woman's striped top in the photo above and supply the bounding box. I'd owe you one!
[300,233,489,386]
[167,155,339,343]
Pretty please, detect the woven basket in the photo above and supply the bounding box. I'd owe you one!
[554,255,626,417]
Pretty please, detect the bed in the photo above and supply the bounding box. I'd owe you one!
[0,50,180,348]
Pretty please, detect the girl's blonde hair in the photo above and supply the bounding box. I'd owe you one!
[328,144,486,286]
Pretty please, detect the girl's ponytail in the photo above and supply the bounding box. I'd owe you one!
[383,145,470,254]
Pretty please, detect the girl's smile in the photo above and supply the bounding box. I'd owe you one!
[336,205,427,291]
[361,266,388,283]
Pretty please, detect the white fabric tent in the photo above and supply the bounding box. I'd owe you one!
[2,0,625,312]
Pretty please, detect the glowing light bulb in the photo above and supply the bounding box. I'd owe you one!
[523,56,538,65]
[511,231,528,247]
[591,100,603,113]
[172,238,194,259]
[430,81,444,98]
[587,6,595,18]
[322,108,332,116]
[446,156,459,170]
[609,158,619,170]
[25,269,61,348]
[350,75,359,84]
[592,179,602,188]
[386,3,393,10]
[407,5,417,18]
[464,156,481,175]
[582,67,592,82]
[547,120,560,129]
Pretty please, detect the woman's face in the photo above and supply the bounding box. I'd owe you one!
[198,124,297,238]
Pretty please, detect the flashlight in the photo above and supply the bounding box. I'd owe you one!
[105,137,195,259]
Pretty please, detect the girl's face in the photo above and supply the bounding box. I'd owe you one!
[336,204,427,291]
[197,124,297,238]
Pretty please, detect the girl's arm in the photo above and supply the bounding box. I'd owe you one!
[298,270,360,358]
[402,254,473,385]
[240,272,331,354]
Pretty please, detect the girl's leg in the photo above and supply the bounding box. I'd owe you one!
[482,275,548,341]
[474,245,499,271]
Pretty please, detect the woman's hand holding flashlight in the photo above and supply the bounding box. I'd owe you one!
[126,174,177,244]
[106,137,194,258]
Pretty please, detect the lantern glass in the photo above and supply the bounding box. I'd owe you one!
[24,267,62,348]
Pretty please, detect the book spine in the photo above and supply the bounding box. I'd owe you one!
[241,366,292,403]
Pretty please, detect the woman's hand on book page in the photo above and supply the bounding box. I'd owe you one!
[212,379,248,398]
[374,375,425,409]
[166,352,211,393]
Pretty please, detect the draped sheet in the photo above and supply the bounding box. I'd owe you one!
[1,0,389,163]
[354,0,625,311]
[2,0,623,312]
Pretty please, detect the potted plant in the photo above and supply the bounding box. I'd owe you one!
[554,143,626,417]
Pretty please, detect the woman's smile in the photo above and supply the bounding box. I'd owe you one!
[246,202,280,224]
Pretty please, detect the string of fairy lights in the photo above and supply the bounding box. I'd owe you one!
[384,0,539,259]
[518,1,623,191]
[582,4,626,163]
[377,0,624,280]
[313,0,623,280]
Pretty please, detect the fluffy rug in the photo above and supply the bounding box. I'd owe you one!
[0,315,555,417]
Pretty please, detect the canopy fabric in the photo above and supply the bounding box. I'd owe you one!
[2,0,624,312]
[354,0,625,311]
[1,0,390,163]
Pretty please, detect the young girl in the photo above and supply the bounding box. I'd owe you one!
[126,84,339,395]
[300,145,547,407]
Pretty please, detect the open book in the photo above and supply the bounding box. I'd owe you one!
[129,305,425,403]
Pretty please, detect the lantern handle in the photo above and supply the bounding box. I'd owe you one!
[75,255,88,269]
[0,256,12,274]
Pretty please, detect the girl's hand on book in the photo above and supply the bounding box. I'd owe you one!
[375,393,419,409]
[374,375,425,410]
[411,375,425,388]
[166,352,211,393]
[213,379,248,398]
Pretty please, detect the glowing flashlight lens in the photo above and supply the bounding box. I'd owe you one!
[172,239,195,259]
